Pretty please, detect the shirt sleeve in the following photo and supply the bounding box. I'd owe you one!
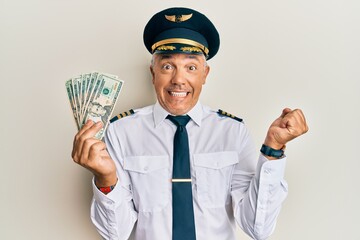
[231,130,288,240]
[90,124,138,240]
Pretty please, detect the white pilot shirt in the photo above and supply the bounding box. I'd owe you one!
[90,102,288,240]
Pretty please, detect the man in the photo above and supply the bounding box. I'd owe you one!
[72,7,308,240]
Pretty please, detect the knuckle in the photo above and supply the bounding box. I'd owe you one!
[79,134,88,143]
[78,156,89,167]
[83,138,94,147]
[74,132,81,142]
[89,144,99,155]
[72,155,79,163]
[292,109,300,117]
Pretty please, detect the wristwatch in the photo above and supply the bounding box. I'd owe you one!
[260,144,284,158]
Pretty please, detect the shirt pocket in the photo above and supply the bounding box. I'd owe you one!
[194,151,239,208]
[124,155,170,212]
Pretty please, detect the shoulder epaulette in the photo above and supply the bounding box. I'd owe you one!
[110,109,135,123]
[217,109,243,123]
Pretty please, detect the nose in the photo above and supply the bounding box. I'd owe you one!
[171,69,186,85]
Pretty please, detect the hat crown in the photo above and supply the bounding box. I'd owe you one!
[143,7,220,60]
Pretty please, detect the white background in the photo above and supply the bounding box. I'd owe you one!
[1,0,359,239]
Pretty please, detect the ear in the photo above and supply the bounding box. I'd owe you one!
[150,65,155,84]
[202,65,210,85]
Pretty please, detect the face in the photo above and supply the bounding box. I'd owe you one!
[89,103,106,116]
[150,53,210,115]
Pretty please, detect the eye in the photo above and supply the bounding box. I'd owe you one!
[188,65,197,71]
[162,64,173,70]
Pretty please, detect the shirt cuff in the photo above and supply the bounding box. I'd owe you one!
[92,177,126,208]
[256,154,287,183]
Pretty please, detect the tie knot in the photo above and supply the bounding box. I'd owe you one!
[167,115,191,127]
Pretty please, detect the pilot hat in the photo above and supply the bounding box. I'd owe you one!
[143,7,220,60]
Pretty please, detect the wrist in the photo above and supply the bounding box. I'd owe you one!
[264,137,285,150]
[95,176,118,195]
[94,173,117,188]
[96,181,117,194]
[260,144,285,159]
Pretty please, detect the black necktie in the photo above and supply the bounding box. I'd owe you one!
[167,115,196,240]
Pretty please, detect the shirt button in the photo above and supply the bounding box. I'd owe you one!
[144,166,149,171]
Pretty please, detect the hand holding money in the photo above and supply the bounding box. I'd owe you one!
[67,71,123,187]
[72,120,117,187]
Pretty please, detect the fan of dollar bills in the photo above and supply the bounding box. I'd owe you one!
[65,72,124,139]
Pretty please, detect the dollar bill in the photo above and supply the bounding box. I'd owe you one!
[82,74,123,139]
[80,73,90,117]
[72,76,82,125]
[65,72,124,139]
[65,79,80,130]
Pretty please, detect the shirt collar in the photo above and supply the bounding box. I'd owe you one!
[186,102,202,127]
[153,102,169,127]
[153,101,203,127]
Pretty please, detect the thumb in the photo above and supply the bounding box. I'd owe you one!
[280,108,292,118]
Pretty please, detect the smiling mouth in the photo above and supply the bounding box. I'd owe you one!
[169,91,188,97]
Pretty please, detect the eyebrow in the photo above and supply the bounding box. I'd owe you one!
[158,54,173,60]
[158,54,202,62]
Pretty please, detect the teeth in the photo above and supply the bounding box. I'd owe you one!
[170,92,187,97]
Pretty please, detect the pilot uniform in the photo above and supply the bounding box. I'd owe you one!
[90,7,288,240]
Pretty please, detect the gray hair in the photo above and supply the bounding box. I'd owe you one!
[151,53,208,68]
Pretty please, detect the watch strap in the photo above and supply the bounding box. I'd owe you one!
[260,144,284,158]
[97,182,117,194]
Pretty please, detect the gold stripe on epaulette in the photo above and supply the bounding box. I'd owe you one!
[217,109,243,123]
[110,109,135,123]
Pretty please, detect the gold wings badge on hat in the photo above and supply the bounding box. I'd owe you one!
[165,13,193,23]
